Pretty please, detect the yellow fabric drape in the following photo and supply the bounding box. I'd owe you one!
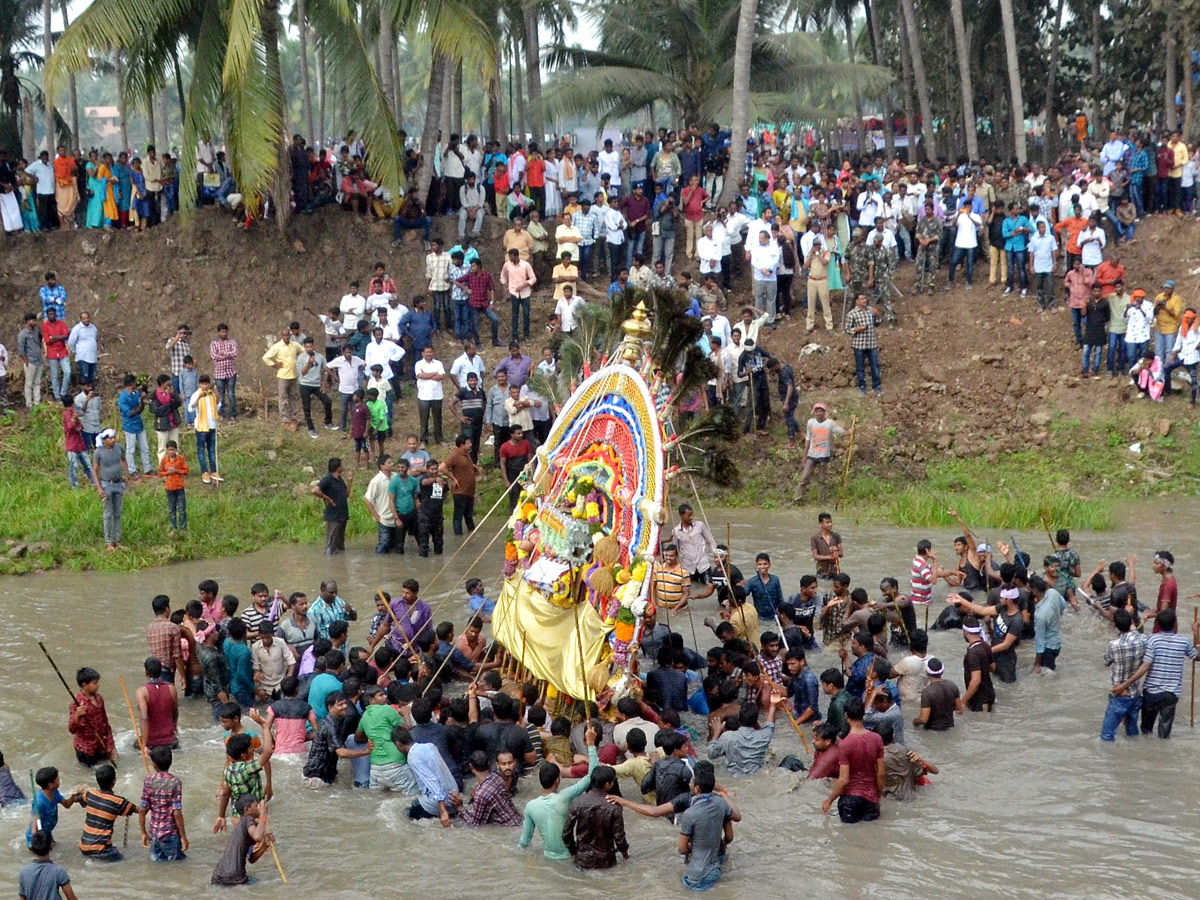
[492,574,611,699]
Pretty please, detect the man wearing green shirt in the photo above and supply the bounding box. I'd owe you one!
[820,668,852,738]
[355,686,415,792]
[519,720,598,859]
[388,458,422,554]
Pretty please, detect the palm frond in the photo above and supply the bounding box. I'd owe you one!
[675,404,740,446]
[678,450,742,488]
[225,27,282,214]
[222,0,265,89]
[178,1,227,215]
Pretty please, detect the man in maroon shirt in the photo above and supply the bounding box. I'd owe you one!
[499,425,533,512]
[820,697,884,823]
[41,306,71,401]
[622,184,651,268]
[1151,551,1178,634]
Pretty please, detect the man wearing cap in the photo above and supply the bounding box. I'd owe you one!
[798,402,844,502]
[913,201,941,294]
[672,503,716,583]
[1153,280,1183,363]
[91,429,131,552]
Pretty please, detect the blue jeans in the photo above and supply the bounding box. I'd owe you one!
[1156,178,1170,211]
[375,523,395,553]
[469,306,500,345]
[1117,220,1135,241]
[215,375,237,418]
[510,294,531,340]
[67,450,93,488]
[1154,330,1175,362]
[393,215,431,242]
[167,488,187,530]
[1005,249,1028,289]
[1070,308,1084,346]
[1163,359,1199,403]
[579,243,593,280]
[431,290,452,333]
[948,246,975,284]
[195,430,217,474]
[853,347,881,392]
[1129,180,1144,217]
[682,867,722,891]
[625,230,646,268]
[1125,340,1148,367]
[47,356,71,399]
[345,734,372,788]
[453,297,471,340]
[1106,332,1126,374]
[149,833,186,861]
[1081,344,1103,374]
[76,360,97,385]
[1101,693,1142,741]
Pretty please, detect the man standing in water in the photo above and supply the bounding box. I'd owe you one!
[1111,608,1199,739]
[820,697,884,823]
[810,512,843,580]
[1102,608,1146,742]
[563,765,628,869]
[961,617,995,713]
[521,723,599,857]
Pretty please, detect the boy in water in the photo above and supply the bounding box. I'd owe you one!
[210,795,275,886]
[20,830,80,900]
[26,767,83,847]
[138,746,188,861]
[214,730,274,832]
[68,667,117,768]
[78,763,139,861]
[0,750,27,808]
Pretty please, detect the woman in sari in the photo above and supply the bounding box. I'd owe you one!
[112,151,132,228]
[130,156,149,231]
[16,160,41,232]
[85,151,106,227]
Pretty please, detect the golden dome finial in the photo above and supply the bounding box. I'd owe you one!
[618,301,652,363]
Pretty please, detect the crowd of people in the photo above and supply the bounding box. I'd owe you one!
[8,506,1195,895]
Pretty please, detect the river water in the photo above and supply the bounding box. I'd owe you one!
[3,504,1199,899]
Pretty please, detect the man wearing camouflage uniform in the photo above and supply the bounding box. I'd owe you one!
[844,229,870,312]
[866,232,897,325]
[914,201,941,294]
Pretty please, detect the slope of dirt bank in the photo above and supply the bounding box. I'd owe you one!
[2,207,1200,503]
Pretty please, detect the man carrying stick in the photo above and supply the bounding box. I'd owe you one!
[211,795,275,886]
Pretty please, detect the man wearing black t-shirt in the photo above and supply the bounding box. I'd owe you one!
[312,457,352,555]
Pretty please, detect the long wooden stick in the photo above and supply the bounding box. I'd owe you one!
[835,415,857,511]
[39,641,113,761]
[261,809,287,883]
[117,675,152,775]
[763,674,812,755]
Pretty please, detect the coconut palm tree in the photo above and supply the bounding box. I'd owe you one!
[997,0,1025,161]
[896,0,933,159]
[949,0,977,160]
[48,0,407,231]
[721,0,759,206]
[1,0,44,154]
[540,0,888,134]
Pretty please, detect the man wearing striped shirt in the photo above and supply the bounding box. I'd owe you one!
[1111,607,1199,739]
[78,764,139,860]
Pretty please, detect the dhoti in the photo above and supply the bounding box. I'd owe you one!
[56,182,79,218]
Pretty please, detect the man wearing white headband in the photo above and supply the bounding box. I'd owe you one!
[952,566,1025,684]
[914,657,961,731]
[90,428,131,552]
[961,617,995,713]
[1150,551,1177,635]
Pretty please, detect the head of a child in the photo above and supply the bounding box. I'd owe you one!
[234,793,259,818]
[217,701,243,734]
[95,763,117,792]
[226,732,254,762]
[150,746,173,773]
[76,667,100,695]
[165,440,178,459]
[183,354,195,370]
[35,766,60,792]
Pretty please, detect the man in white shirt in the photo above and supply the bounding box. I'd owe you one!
[66,310,99,385]
[555,285,587,334]
[327,345,366,431]
[856,179,885,230]
[1099,131,1126,177]
[364,327,406,389]
[707,300,732,350]
[696,222,722,278]
[798,219,826,260]
[462,135,484,181]
[25,150,56,229]
[449,341,486,389]
[748,230,781,324]
[339,281,366,333]
[722,205,750,289]
[598,139,621,186]
[724,328,749,420]
[948,202,982,288]
[745,207,773,247]
[458,172,486,239]
[414,345,448,445]
[603,202,628,280]
[1078,214,1106,269]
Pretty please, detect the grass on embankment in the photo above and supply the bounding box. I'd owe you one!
[713,405,1200,531]
[0,405,507,575]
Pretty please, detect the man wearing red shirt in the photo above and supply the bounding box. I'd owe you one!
[456,258,501,347]
[1095,257,1125,297]
[527,147,546,216]
[62,396,93,488]
[41,307,71,401]
[499,425,533,512]
[820,697,884,823]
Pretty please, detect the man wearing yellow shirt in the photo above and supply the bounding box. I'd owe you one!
[1169,131,1189,216]
[262,328,301,428]
[1154,280,1184,362]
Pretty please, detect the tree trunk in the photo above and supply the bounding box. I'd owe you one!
[522,1,543,144]
[719,0,758,206]
[864,0,893,159]
[898,0,934,160]
[439,60,453,144]
[845,12,867,158]
[377,10,394,131]
[392,38,403,127]
[418,50,448,203]
[998,0,1026,162]
[156,91,170,148]
[172,48,187,123]
[1184,24,1195,139]
[115,52,129,154]
[60,0,79,148]
[42,0,55,152]
[22,98,36,160]
[453,58,464,136]
[146,98,156,146]
[298,0,314,142]
[1089,8,1100,136]
[511,34,527,140]
[1042,0,1064,164]
[316,40,326,145]
[261,0,290,232]
[1164,8,1178,132]
[898,19,917,164]
[336,68,347,145]
[488,35,504,143]
[949,0,977,160]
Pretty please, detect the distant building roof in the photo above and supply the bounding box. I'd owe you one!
[85,106,120,118]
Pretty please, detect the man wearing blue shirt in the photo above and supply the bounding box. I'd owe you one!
[746,552,783,622]
[1001,202,1032,298]
[117,375,151,476]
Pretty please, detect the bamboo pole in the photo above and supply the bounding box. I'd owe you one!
[835,415,858,511]
[1192,607,1197,728]
[117,676,152,775]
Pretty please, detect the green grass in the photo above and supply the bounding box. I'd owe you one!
[0,406,508,574]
